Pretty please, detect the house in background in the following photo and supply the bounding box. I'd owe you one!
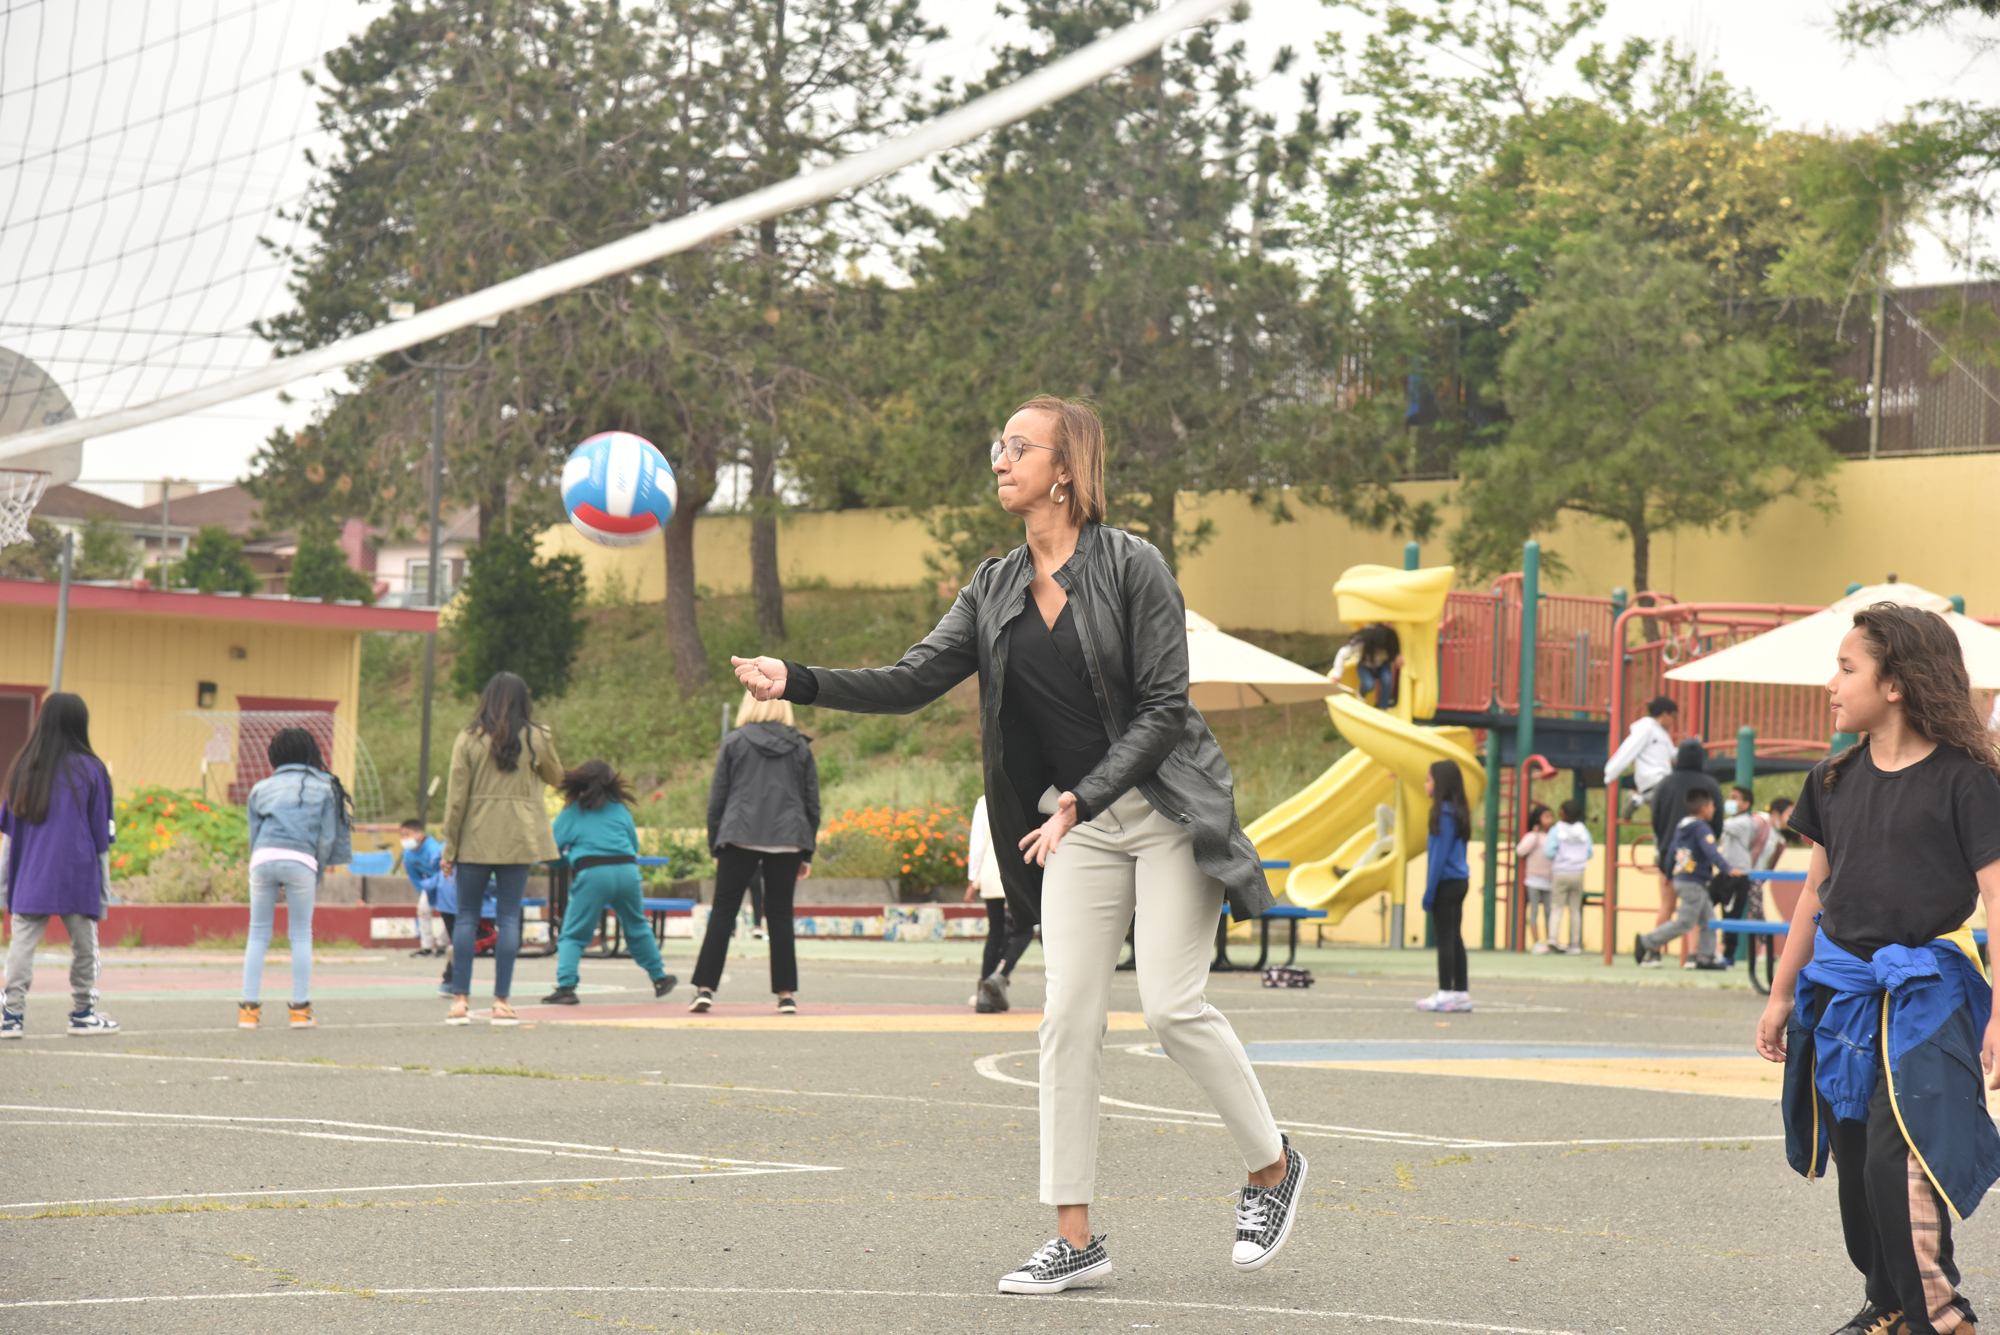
[33,482,476,605]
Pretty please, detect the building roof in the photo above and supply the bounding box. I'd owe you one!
[32,484,154,525]
[0,577,438,631]
[152,483,263,531]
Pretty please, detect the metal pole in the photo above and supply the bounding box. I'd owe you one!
[158,479,171,589]
[1514,545,1539,787]
[1951,595,1965,614]
[415,373,445,823]
[1403,541,1419,571]
[1482,726,1501,950]
[50,531,73,690]
[1736,726,1755,795]
[1389,779,1406,950]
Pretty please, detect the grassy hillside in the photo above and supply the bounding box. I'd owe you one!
[358,588,1347,828]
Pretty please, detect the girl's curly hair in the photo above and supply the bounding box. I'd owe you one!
[1826,602,2000,789]
[559,759,635,811]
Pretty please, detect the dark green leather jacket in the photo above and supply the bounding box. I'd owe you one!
[783,521,1271,924]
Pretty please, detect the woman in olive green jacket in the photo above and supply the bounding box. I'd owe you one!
[440,672,562,1025]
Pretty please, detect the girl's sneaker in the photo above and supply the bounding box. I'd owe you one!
[67,1009,119,1035]
[238,1002,261,1029]
[1,1010,23,1039]
[777,996,797,1015]
[1414,991,1451,1011]
[689,989,714,1013]
[288,1002,315,1029]
[1529,941,1551,955]
[1443,992,1474,1013]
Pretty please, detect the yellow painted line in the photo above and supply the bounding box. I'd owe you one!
[1284,1057,1780,1100]
[547,1012,1151,1034]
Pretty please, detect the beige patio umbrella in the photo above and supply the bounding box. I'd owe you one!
[1665,582,2000,690]
[1185,609,1337,711]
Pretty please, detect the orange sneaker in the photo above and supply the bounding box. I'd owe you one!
[288,1002,314,1029]
[237,1002,261,1029]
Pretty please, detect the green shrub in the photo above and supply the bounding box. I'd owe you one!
[119,845,250,904]
[635,824,715,882]
[111,787,248,880]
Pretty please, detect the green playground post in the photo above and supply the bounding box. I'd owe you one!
[1847,582,1862,596]
[1482,724,1501,950]
[1952,595,1966,614]
[1736,727,1755,794]
[1610,586,1627,624]
[1404,541,1420,571]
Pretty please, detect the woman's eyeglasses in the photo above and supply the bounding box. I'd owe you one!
[990,436,1057,465]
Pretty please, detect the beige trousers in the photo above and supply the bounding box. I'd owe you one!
[1037,789,1283,1205]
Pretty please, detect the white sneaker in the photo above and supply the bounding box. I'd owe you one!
[1530,942,1551,955]
[1564,945,1584,955]
[1443,992,1474,1013]
[1414,991,1451,1011]
[67,1009,119,1035]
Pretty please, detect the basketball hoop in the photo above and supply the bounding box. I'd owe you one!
[0,468,51,549]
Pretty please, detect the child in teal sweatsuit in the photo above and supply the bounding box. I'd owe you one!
[540,760,677,1005]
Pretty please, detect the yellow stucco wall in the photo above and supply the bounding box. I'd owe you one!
[540,454,2000,631]
[0,605,363,794]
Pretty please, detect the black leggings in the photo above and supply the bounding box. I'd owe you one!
[978,898,1035,979]
[695,847,802,994]
[1430,877,1469,992]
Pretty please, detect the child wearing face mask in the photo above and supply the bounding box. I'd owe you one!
[1714,785,1762,969]
[399,818,448,956]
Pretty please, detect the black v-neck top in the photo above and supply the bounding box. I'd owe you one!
[999,600,1111,813]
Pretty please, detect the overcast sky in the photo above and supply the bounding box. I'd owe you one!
[0,0,1990,507]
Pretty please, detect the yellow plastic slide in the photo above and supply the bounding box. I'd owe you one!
[1241,562,1486,927]
[1278,699,1483,922]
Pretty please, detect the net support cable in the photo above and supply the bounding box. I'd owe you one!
[0,0,1231,464]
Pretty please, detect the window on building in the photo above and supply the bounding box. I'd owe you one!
[406,558,465,603]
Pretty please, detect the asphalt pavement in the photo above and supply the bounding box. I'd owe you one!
[0,934,1932,1334]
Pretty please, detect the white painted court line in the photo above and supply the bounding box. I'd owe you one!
[972,1049,1783,1149]
[0,1172,787,1213]
[0,1284,1583,1331]
[0,1104,840,1208]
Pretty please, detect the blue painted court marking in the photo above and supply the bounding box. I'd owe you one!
[1236,1040,1753,1063]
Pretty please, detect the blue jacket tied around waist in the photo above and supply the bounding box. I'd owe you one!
[1784,924,2000,1219]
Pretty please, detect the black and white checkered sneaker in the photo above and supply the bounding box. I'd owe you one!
[1232,1134,1307,1271]
[997,1234,1112,1295]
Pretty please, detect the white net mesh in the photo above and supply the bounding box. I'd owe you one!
[128,709,384,821]
[0,468,50,548]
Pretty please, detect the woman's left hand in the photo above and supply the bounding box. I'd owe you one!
[797,862,812,882]
[1018,792,1079,867]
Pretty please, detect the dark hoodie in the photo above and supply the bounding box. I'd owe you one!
[1648,737,1722,870]
[706,721,821,861]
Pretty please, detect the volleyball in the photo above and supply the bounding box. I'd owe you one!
[561,431,677,547]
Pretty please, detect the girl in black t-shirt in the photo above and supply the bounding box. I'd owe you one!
[1756,602,2000,1335]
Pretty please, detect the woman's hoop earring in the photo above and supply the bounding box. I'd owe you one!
[1050,482,1066,504]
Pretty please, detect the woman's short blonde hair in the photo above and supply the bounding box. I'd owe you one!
[1014,395,1105,526]
[737,691,796,728]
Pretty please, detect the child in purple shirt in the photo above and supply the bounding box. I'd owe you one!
[1,693,118,1037]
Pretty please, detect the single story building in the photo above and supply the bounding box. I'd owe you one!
[0,577,436,798]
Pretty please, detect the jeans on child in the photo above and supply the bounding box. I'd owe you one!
[244,860,317,1004]
[1526,884,1554,940]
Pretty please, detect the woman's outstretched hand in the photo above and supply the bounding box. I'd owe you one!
[731,656,788,701]
[1019,792,1079,868]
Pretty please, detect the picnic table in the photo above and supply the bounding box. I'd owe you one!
[1113,861,1327,973]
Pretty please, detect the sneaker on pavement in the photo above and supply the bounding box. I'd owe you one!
[288,1002,315,1029]
[1828,1302,1901,1335]
[998,1235,1113,1295]
[237,1001,261,1029]
[777,996,798,1015]
[1415,991,1451,1011]
[1693,957,1730,971]
[541,985,580,1005]
[68,1009,119,1035]
[1529,941,1550,955]
[689,989,713,1013]
[977,974,1010,1014]
[1233,1134,1307,1271]
[1,1010,22,1039]
[1564,945,1584,955]
[653,974,678,999]
[1443,992,1474,1012]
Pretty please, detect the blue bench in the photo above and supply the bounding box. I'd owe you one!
[346,851,396,876]
[1213,903,1329,972]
